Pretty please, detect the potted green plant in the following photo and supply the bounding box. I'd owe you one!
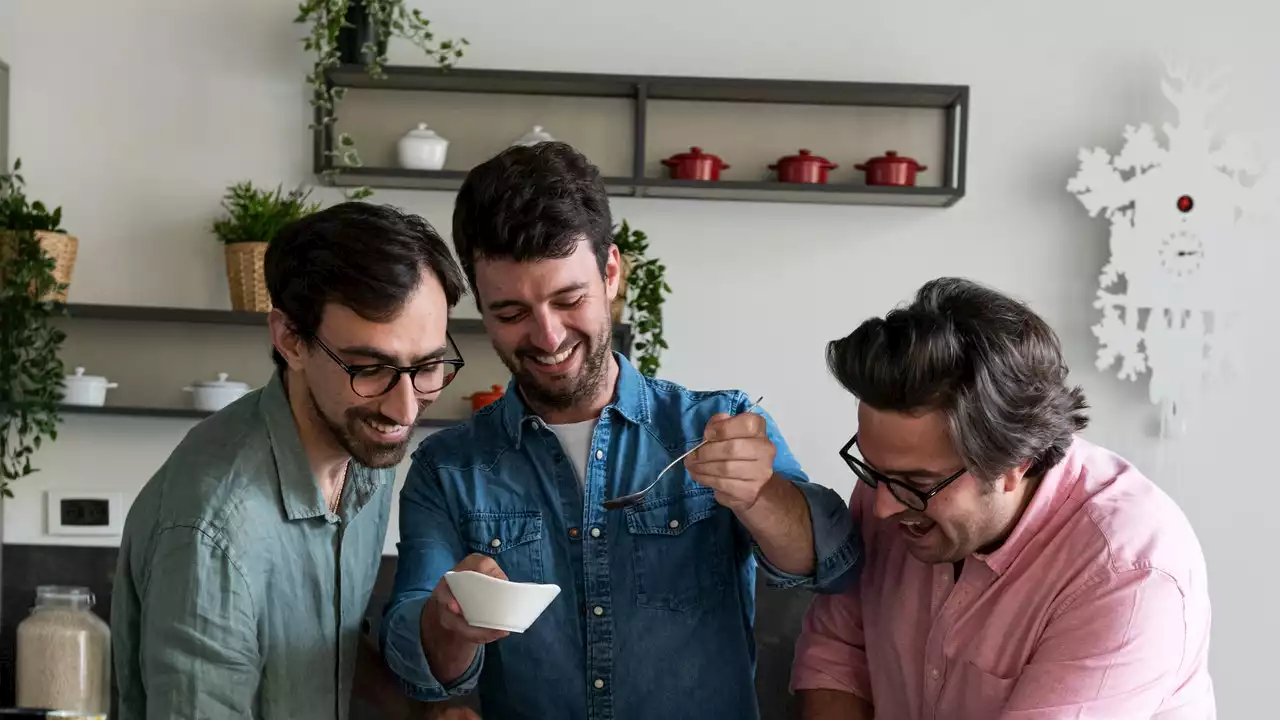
[612,220,670,376]
[0,159,77,302]
[0,159,68,495]
[212,181,321,312]
[295,0,468,200]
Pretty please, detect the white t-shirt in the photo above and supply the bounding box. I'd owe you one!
[548,418,599,492]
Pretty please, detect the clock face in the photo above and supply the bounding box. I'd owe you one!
[1159,227,1204,278]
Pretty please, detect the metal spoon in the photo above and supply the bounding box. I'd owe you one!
[600,396,764,511]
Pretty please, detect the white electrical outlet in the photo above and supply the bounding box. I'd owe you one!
[45,490,124,536]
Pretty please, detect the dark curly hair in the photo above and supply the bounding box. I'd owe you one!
[826,277,1089,481]
[451,141,613,305]
[264,201,467,373]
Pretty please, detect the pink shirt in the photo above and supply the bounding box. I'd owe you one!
[791,438,1215,719]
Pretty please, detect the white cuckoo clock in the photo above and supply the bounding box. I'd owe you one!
[1067,59,1276,437]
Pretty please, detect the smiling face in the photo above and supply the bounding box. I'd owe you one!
[271,268,452,468]
[473,238,620,416]
[857,403,1033,564]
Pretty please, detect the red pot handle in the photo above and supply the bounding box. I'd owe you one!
[720,162,731,169]
[826,161,840,169]
[854,163,868,171]
[662,158,678,167]
[916,164,928,171]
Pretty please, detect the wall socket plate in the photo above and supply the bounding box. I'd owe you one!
[45,490,124,536]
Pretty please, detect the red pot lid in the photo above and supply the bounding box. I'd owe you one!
[861,150,922,167]
[773,148,836,168]
[666,146,722,162]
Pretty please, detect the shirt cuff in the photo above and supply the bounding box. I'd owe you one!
[756,480,862,593]
[380,595,483,700]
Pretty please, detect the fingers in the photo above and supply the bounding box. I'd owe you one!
[687,460,766,483]
[687,437,774,466]
[456,553,507,580]
[703,411,766,442]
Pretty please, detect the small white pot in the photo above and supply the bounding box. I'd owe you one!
[184,373,250,412]
[510,124,556,147]
[61,367,118,407]
[397,123,449,171]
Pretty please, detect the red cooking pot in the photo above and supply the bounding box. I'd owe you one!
[769,149,838,184]
[855,151,926,187]
[463,384,504,413]
[662,147,729,181]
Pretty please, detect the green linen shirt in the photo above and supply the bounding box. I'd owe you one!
[111,372,394,720]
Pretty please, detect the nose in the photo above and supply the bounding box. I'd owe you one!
[529,310,568,353]
[872,482,907,521]
[378,372,420,427]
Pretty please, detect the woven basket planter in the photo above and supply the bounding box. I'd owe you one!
[0,230,79,302]
[223,241,271,312]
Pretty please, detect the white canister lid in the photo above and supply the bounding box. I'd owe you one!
[64,366,112,386]
[401,122,446,141]
[512,125,556,146]
[192,372,250,390]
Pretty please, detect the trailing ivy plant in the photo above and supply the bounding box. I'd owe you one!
[213,181,322,245]
[295,0,468,200]
[0,158,68,497]
[613,220,670,376]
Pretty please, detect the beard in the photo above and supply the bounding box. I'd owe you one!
[497,321,612,411]
[309,389,423,469]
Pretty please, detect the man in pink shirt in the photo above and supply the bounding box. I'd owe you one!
[792,278,1215,719]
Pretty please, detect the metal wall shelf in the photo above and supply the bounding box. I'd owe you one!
[52,403,461,428]
[317,65,969,208]
[62,303,633,354]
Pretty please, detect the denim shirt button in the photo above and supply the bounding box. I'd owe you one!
[668,519,680,529]
[490,537,502,548]
[568,527,580,538]
[593,679,605,689]
[595,449,604,460]
[593,606,604,616]
[589,527,602,538]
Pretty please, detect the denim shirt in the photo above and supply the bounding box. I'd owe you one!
[381,355,861,719]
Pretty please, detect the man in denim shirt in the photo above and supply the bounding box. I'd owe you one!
[381,142,861,719]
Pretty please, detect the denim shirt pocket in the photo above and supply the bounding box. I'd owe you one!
[624,488,729,611]
[460,511,546,584]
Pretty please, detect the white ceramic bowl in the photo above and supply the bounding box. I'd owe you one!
[444,570,561,633]
[183,372,250,412]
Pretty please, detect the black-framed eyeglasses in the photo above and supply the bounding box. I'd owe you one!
[312,334,465,398]
[839,433,966,511]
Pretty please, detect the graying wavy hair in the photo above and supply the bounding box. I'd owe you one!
[826,277,1089,481]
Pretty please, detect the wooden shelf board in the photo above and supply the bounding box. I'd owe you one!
[324,65,967,109]
[52,403,463,428]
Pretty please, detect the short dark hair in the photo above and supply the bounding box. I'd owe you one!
[452,142,613,301]
[826,277,1089,481]
[264,201,468,373]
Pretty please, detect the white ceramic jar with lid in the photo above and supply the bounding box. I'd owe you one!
[510,124,556,147]
[184,372,250,412]
[61,367,118,407]
[396,123,449,170]
[15,585,111,716]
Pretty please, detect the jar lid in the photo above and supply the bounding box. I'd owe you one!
[192,372,250,390]
[512,124,556,146]
[64,366,110,385]
[35,585,95,610]
[402,122,444,139]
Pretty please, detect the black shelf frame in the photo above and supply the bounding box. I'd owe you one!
[60,303,634,357]
[316,65,969,208]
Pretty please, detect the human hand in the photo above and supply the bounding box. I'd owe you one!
[428,553,510,646]
[684,409,777,512]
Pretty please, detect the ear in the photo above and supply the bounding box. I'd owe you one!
[604,243,621,303]
[1001,459,1034,493]
[268,309,308,371]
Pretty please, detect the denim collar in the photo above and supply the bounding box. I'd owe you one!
[498,351,650,447]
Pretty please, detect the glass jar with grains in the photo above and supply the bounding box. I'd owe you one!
[15,586,111,717]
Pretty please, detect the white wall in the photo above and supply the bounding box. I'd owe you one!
[2,0,1277,714]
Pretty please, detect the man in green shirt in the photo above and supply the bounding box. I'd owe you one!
[111,202,469,719]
